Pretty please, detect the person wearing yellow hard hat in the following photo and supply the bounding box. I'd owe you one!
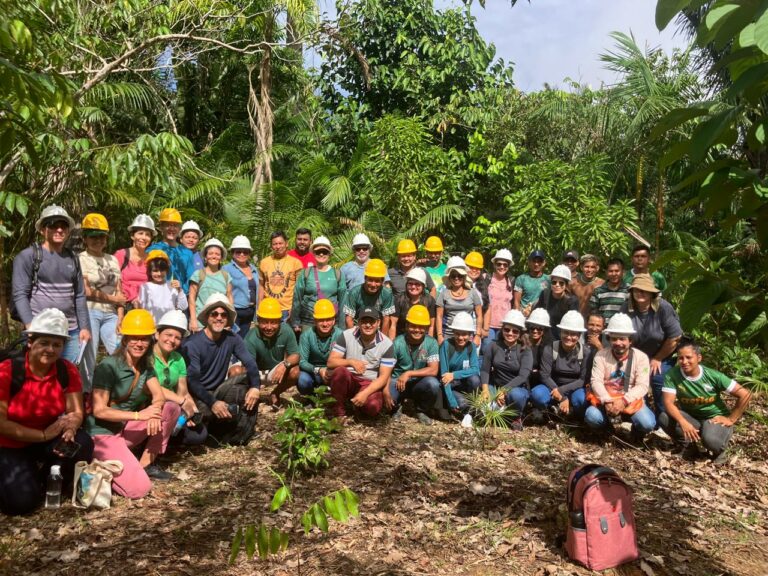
[465,251,491,349]
[148,207,196,294]
[290,236,346,333]
[138,249,189,326]
[79,213,127,387]
[342,258,395,333]
[87,309,182,494]
[296,299,343,396]
[383,304,440,426]
[244,298,300,408]
[340,232,391,290]
[388,239,436,299]
[188,238,233,333]
[388,268,436,341]
[423,236,446,289]
[258,231,304,323]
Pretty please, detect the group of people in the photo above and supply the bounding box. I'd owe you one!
[0,205,751,515]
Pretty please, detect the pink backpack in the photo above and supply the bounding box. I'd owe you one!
[565,464,639,571]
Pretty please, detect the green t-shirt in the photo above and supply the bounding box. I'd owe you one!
[299,326,343,373]
[86,356,156,436]
[662,364,736,420]
[291,267,346,328]
[191,268,230,311]
[392,334,439,378]
[425,262,447,290]
[244,323,299,370]
[153,350,187,393]
[343,285,395,319]
[513,273,550,309]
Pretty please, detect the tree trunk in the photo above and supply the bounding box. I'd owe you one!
[248,16,274,209]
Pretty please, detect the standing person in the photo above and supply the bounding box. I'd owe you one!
[259,231,303,323]
[327,307,396,423]
[189,239,233,332]
[388,239,436,298]
[79,214,126,387]
[589,257,630,323]
[570,254,605,319]
[466,251,490,345]
[223,235,259,338]
[343,259,395,333]
[513,250,550,317]
[621,274,682,416]
[116,214,156,309]
[389,268,436,339]
[287,228,317,269]
[297,300,343,397]
[138,250,188,325]
[12,205,90,364]
[340,233,391,290]
[148,208,196,294]
[436,257,483,348]
[384,305,440,426]
[483,249,516,356]
[526,308,552,402]
[291,236,346,332]
[562,249,580,276]
[439,312,481,415]
[533,264,578,340]
[423,236,447,289]
[0,309,94,516]
[480,310,532,430]
[180,220,205,272]
[87,309,181,495]
[624,245,667,292]
[659,340,752,464]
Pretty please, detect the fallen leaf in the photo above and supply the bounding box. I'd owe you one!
[469,481,498,495]
[640,559,655,576]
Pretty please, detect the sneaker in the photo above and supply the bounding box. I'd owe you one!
[529,408,544,425]
[511,418,523,432]
[144,464,175,481]
[415,412,433,426]
[711,450,729,465]
[461,414,474,428]
[391,406,403,421]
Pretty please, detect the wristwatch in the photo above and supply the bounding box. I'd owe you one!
[314,366,321,375]
[283,360,293,369]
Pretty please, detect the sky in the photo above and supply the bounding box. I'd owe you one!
[313,0,690,93]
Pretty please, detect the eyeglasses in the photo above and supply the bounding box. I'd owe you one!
[46,220,69,230]
[314,250,330,256]
[232,249,250,255]
[495,262,510,268]
[502,326,521,334]
[353,246,370,252]
[529,326,544,332]
[551,280,567,286]
[449,273,464,280]
[209,311,228,319]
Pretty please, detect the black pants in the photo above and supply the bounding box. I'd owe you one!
[235,307,255,339]
[0,428,94,515]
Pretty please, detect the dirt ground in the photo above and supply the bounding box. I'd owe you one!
[2,400,767,576]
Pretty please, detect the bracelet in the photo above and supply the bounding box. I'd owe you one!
[133,411,139,421]
[42,430,47,442]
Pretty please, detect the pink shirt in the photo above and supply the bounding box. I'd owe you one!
[287,249,316,269]
[488,276,513,329]
[115,248,148,302]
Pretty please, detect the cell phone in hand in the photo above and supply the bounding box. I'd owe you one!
[53,439,82,458]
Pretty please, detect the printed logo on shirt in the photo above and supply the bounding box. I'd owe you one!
[462,360,470,370]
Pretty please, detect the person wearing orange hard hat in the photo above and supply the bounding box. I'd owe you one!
[147,207,196,294]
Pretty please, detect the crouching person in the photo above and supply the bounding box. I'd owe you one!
[584,313,656,441]
[384,305,440,426]
[327,307,395,423]
[88,310,180,497]
[297,299,342,397]
[659,339,751,464]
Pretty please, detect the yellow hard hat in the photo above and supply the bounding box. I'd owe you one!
[121,309,156,336]
[364,258,387,278]
[158,207,182,224]
[405,304,431,327]
[465,251,484,269]
[396,239,417,254]
[81,213,109,232]
[257,297,283,320]
[313,299,336,320]
[424,236,444,252]
[146,249,170,264]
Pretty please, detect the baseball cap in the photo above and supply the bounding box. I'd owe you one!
[357,306,380,321]
[562,249,580,261]
[528,249,546,260]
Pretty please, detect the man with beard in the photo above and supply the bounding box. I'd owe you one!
[287,228,317,269]
[259,231,303,322]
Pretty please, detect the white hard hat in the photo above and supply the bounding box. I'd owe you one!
[127,214,157,235]
[180,220,203,237]
[448,311,475,333]
[311,236,332,252]
[35,205,75,233]
[156,310,190,337]
[557,310,586,333]
[352,233,372,248]
[202,238,227,261]
[491,249,514,265]
[605,312,635,336]
[501,309,527,329]
[229,235,252,252]
[445,255,467,271]
[526,308,551,328]
[550,264,572,282]
[405,267,427,286]
[25,308,70,339]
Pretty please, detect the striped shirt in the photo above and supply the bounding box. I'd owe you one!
[333,328,395,380]
[589,282,630,321]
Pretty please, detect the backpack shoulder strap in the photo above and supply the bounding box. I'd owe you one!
[121,247,130,271]
[335,267,341,283]
[197,268,207,284]
[622,349,634,393]
[55,359,70,391]
[221,269,229,283]
[577,342,584,362]
[9,353,26,399]
[552,341,559,362]
[31,242,43,291]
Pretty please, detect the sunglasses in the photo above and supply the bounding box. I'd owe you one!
[353,246,370,252]
[495,261,510,268]
[314,250,330,256]
[46,220,70,230]
[502,326,521,334]
[209,311,229,319]
[529,326,544,332]
[232,249,250,255]
[449,273,464,280]
[551,280,567,286]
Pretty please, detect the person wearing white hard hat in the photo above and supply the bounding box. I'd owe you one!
[388,267,436,340]
[224,235,259,338]
[12,205,91,364]
[259,231,304,323]
[0,309,94,515]
[533,264,578,340]
[525,308,552,396]
[439,312,481,414]
[530,310,589,421]
[482,249,516,357]
[188,238,233,333]
[287,227,317,269]
[290,236,346,333]
[340,232,391,290]
[436,257,482,348]
[584,312,656,441]
[180,220,204,272]
[116,214,157,309]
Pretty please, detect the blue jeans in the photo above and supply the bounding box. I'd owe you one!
[444,374,481,411]
[530,384,586,418]
[584,403,656,436]
[281,310,290,324]
[297,370,325,396]
[489,385,529,416]
[81,308,120,391]
[61,328,82,364]
[389,376,440,414]
[651,358,675,416]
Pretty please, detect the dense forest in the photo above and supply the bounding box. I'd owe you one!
[1,0,766,383]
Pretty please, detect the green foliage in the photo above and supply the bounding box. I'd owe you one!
[300,488,360,534]
[464,391,518,430]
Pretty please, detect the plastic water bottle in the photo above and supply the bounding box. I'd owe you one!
[45,465,62,509]
[173,413,188,436]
